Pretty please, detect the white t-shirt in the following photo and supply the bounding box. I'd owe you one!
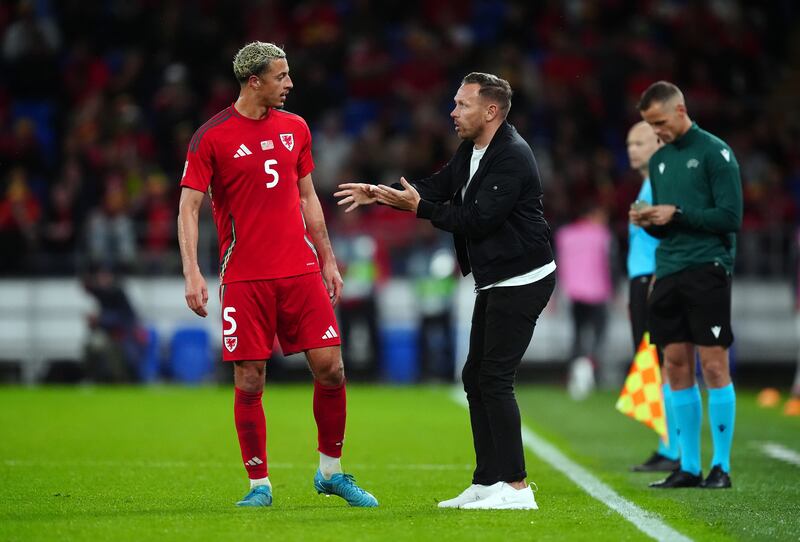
[464,145,556,290]
[463,145,487,199]
[478,260,556,290]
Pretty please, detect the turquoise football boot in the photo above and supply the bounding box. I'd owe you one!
[314,470,378,507]
[236,485,273,507]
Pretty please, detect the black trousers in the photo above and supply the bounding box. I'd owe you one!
[569,301,608,360]
[629,274,663,365]
[628,274,652,352]
[462,273,555,484]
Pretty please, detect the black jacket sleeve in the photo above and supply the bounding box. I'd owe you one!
[416,155,522,239]
[409,157,456,203]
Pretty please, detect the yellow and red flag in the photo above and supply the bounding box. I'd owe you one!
[615,333,667,442]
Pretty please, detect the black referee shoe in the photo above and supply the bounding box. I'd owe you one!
[631,452,681,472]
[699,465,732,489]
[649,469,702,488]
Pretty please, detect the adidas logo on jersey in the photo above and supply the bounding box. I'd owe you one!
[321,325,339,340]
[233,144,253,158]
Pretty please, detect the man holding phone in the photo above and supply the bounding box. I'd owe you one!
[630,81,742,489]
[625,121,680,473]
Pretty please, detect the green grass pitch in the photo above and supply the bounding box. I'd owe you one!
[1,385,798,541]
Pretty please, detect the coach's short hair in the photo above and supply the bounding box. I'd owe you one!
[462,72,513,116]
[233,42,286,83]
[637,81,684,111]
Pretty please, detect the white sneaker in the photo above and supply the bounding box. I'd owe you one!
[460,482,539,510]
[567,356,595,401]
[437,482,503,508]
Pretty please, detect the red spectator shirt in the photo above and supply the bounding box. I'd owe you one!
[180,105,319,284]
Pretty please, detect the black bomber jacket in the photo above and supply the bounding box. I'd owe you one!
[413,121,554,288]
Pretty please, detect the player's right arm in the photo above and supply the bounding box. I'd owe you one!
[178,187,208,317]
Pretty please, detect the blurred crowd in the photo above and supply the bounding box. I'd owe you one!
[1,0,799,279]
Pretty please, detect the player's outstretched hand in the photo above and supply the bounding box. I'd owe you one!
[184,270,208,317]
[335,183,377,212]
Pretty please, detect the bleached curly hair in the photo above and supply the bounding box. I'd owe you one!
[233,42,286,83]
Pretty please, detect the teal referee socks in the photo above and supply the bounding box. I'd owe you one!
[672,385,703,476]
[657,383,680,461]
[708,383,736,473]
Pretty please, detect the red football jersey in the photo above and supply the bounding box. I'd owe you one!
[181,105,320,283]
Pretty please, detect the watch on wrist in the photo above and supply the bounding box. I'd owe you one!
[672,205,684,223]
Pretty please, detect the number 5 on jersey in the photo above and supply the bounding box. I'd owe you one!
[264,159,279,188]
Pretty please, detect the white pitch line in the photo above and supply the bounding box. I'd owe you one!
[451,389,691,542]
[758,442,800,467]
[2,459,470,471]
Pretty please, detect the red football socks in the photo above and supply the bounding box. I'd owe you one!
[313,380,346,458]
[234,387,268,479]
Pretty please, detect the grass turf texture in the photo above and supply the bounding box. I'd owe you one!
[0,385,798,541]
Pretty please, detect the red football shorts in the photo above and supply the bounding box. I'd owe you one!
[219,272,341,361]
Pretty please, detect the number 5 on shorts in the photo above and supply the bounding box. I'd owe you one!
[223,307,238,336]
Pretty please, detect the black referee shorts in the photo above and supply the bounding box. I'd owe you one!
[648,262,733,348]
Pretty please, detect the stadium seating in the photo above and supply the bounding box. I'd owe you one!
[169,327,212,384]
[380,326,419,383]
[138,326,161,383]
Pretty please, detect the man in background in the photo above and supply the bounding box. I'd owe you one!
[631,81,742,489]
[787,228,800,416]
[625,121,680,472]
[82,265,145,382]
[555,203,613,399]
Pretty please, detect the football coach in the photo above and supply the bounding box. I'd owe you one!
[335,72,556,510]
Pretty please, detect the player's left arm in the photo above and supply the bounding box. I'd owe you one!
[676,148,743,233]
[299,174,343,307]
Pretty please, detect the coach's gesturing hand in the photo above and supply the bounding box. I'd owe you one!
[374,178,421,213]
[335,183,378,212]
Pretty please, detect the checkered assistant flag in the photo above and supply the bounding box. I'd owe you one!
[615,333,668,443]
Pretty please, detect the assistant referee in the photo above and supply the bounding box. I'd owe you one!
[630,81,742,489]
